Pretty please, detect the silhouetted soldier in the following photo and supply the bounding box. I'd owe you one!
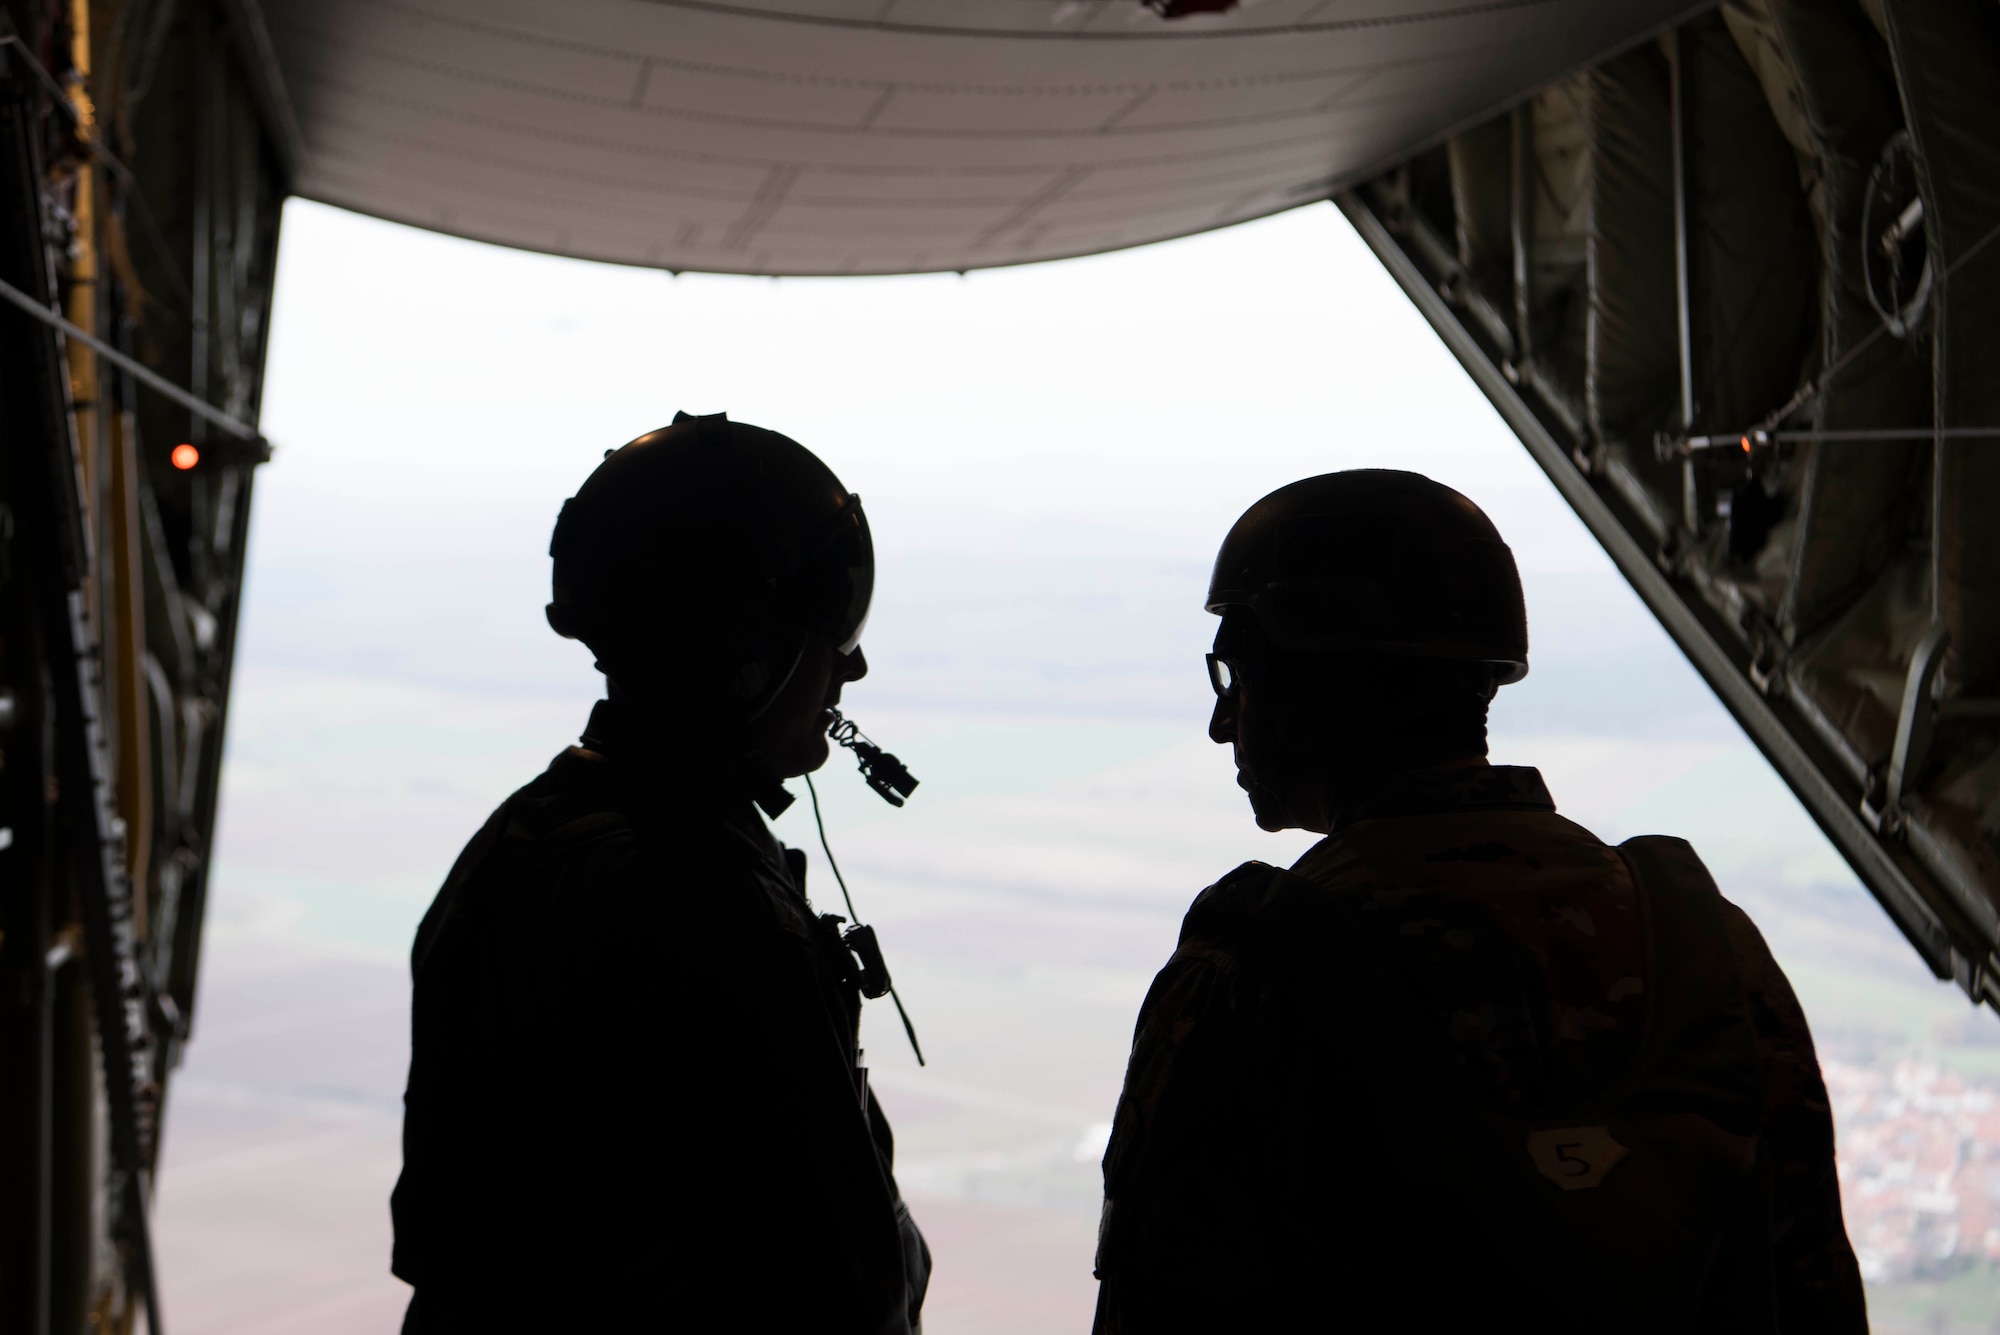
[1093,472,1865,1334]
[390,414,929,1332]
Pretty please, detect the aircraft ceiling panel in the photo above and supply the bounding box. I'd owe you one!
[259,0,1704,275]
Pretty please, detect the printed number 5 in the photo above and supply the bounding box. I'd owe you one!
[1526,1126,1629,1192]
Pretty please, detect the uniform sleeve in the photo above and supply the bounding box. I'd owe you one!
[1720,904,1871,1334]
[1093,942,1284,1334]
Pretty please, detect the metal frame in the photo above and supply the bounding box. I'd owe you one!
[0,3,285,1326]
[1337,187,1999,1009]
[0,63,163,1331]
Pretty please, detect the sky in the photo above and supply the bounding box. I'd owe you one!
[147,197,1978,1335]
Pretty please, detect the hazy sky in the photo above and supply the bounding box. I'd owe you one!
[217,197,1802,941]
[214,191,1963,1096]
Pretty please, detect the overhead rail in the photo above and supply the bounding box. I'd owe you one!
[1669,427,2000,456]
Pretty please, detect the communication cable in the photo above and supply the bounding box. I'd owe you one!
[806,772,926,1066]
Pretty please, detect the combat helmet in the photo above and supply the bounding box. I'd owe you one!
[546,411,873,715]
[1207,470,1528,684]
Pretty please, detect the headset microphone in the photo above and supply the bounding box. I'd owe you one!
[826,709,919,806]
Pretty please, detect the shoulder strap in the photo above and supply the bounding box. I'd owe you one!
[1610,837,1763,1095]
[1606,838,1772,1324]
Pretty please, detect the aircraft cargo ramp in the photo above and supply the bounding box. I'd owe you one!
[1,2,1993,1330]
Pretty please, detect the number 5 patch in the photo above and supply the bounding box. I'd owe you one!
[1526,1126,1629,1191]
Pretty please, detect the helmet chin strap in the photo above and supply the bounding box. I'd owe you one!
[732,628,813,818]
[739,627,809,724]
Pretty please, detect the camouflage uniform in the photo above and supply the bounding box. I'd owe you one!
[391,701,929,1333]
[1093,765,1864,1334]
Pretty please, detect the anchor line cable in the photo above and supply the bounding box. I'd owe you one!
[1752,216,2000,437]
[0,273,266,447]
[0,35,194,307]
[1685,426,2000,449]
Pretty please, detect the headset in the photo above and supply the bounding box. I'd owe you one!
[808,709,925,1065]
[827,708,918,806]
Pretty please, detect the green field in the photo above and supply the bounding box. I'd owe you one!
[1867,1264,2000,1334]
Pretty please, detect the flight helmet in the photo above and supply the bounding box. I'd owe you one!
[546,412,873,714]
[1207,470,1528,684]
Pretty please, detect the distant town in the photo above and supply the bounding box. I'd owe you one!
[1830,1061,2000,1285]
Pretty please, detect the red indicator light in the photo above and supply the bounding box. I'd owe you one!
[1740,436,1752,453]
[171,444,200,470]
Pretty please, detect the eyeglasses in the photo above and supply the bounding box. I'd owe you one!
[1205,653,1241,700]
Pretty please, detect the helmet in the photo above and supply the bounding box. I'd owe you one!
[1206,470,1528,684]
[547,412,873,707]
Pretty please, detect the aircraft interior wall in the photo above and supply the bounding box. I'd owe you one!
[0,0,283,1328]
[1343,0,2000,1017]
